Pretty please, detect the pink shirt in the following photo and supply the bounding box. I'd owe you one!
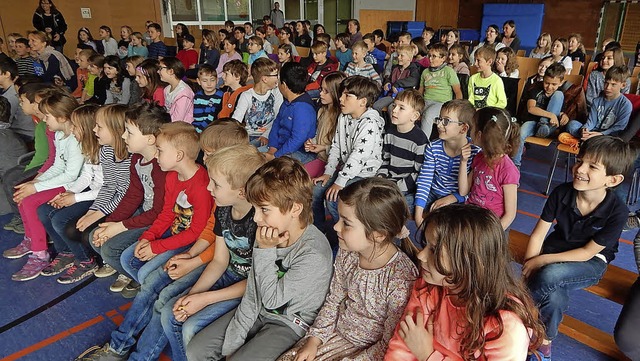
[467,152,519,218]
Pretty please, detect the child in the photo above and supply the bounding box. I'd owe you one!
[513,63,566,168]
[232,57,282,144]
[460,107,520,230]
[36,104,102,283]
[567,33,586,64]
[384,32,413,79]
[377,89,428,210]
[422,27,435,46]
[77,27,98,52]
[90,102,170,292]
[186,156,334,360]
[468,46,507,109]
[4,91,84,281]
[74,49,96,102]
[363,33,386,75]
[13,38,37,77]
[373,29,387,52]
[334,33,352,71]
[0,59,35,141]
[385,204,544,360]
[526,56,554,87]
[419,43,462,138]
[266,24,280,48]
[99,26,118,56]
[147,23,167,60]
[414,100,481,223]
[277,43,294,64]
[135,58,165,106]
[159,57,195,123]
[255,27,273,54]
[244,22,255,39]
[192,64,225,132]
[345,41,381,84]
[550,38,573,75]
[373,44,421,113]
[217,60,252,119]
[586,46,630,107]
[104,55,131,105]
[524,136,635,361]
[118,26,133,59]
[216,38,243,81]
[124,56,144,105]
[200,29,221,70]
[247,35,268,66]
[412,37,431,69]
[311,76,384,231]
[566,66,632,139]
[234,26,249,53]
[0,97,27,176]
[279,177,418,360]
[176,34,199,70]
[128,32,149,58]
[530,33,552,59]
[266,62,317,162]
[86,54,109,105]
[306,41,338,93]
[5,33,22,59]
[495,47,520,78]
[448,43,470,75]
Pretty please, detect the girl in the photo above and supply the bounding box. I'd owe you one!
[385,204,545,360]
[586,46,629,106]
[568,33,586,63]
[135,58,165,106]
[175,23,190,51]
[530,33,552,59]
[128,32,149,58]
[278,27,300,57]
[313,23,336,49]
[459,107,520,230]
[347,19,362,44]
[5,91,84,282]
[445,29,459,50]
[124,55,144,105]
[104,55,131,105]
[304,72,347,178]
[217,29,229,51]
[28,30,75,88]
[77,27,98,52]
[526,56,553,88]
[37,103,102,283]
[412,37,431,68]
[469,25,505,64]
[99,25,118,56]
[494,47,519,78]
[502,20,521,51]
[448,43,470,75]
[550,38,573,74]
[215,38,242,81]
[277,43,293,64]
[7,33,23,58]
[86,53,109,105]
[294,21,312,47]
[278,177,419,361]
[118,25,133,59]
[201,29,220,70]
[254,26,273,54]
[159,57,194,123]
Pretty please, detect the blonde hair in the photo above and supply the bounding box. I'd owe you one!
[351,40,368,53]
[96,104,129,161]
[39,91,78,121]
[199,119,249,151]
[71,104,101,164]
[157,122,201,161]
[205,144,266,190]
[532,33,552,55]
[396,44,416,58]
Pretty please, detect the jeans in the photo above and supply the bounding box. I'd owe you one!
[37,201,93,260]
[527,257,607,340]
[109,263,206,357]
[513,91,564,167]
[90,227,148,276]
[287,150,316,164]
[565,120,585,138]
[129,269,243,361]
[311,174,362,233]
[120,240,188,283]
[421,100,444,139]
[614,277,640,360]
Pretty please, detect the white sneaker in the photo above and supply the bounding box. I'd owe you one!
[94,264,117,278]
[109,274,132,292]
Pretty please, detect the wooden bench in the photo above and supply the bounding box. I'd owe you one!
[509,230,635,360]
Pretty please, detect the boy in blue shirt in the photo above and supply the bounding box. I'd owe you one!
[334,33,352,71]
[363,33,386,75]
[192,64,225,132]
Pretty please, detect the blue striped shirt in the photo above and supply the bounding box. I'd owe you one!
[192,90,225,132]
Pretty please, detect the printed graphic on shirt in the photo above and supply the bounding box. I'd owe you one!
[171,190,193,235]
[469,168,497,206]
[473,84,491,108]
[246,93,276,134]
[33,60,44,76]
[223,230,253,277]
[595,105,617,130]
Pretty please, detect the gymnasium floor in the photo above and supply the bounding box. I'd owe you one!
[0,145,634,361]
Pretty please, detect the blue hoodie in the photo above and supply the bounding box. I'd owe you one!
[268,92,317,157]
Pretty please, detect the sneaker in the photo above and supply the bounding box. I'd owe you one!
[624,212,640,231]
[41,252,75,276]
[57,259,98,284]
[535,124,551,138]
[3,215,21,231]
[12,222,25,234]
[94,264,117,278]
[12,254,50,281]
[120,281,141,299]
[75,343,126,361]
[109,274,132,292]
[3,238,32,259]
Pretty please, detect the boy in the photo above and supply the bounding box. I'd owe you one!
[376,89,428,210]
[384,31,412,79]
[89,102,170,294]
[423,27,435,45]
[186,157,333,360]
[244,22,255,39]
[414,99,481,222]
[345,41,381,84]
[267,62,317,162]
[234,26,249,53]
[13,38,36,77]
[266,24,280,47]
[363,33,386,75]
[217,60,252,119]
[419,43,462,138]
[468,46,507,109]
[232,57,283,146]
[373,29,387,53]
[311,76,384,231]
[373,44,421,113]
[176,34,198,70]
[0,97,27,176]
[0,59,35,142]
[514,63,566,168]
[71,47,95,100]
[565,65,632,140]
[192,64,225,132]
[524,136,635,361]
[306,40,338,92]
[225,20,235,34]
[334,33,352,71]
[247,35,268,65]
[147,23,167,60]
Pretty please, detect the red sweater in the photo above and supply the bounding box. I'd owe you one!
[141,166,213,254]
[177,49,199,70]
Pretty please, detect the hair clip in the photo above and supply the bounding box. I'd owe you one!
[135,66,148,77]
[491,115,498,123]
[396,225,410,239]
[511,117,518,123]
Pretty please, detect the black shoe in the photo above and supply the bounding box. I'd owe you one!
[120,280,140,299]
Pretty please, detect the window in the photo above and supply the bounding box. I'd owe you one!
[168,0,251,25]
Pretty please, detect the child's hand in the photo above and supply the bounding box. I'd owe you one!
[312,174,331,187]
[164,255,200,280]
[76,210,104,232]
[172,293,210,322]
[134,239,151,259]
[559,112,569,126]
[460,143,472,163]
[13,183,37,204]
[522,255,548,279]
[136,241,157,261]
[384,83,391,92]
[399,308,434,361]
[294,336,321,361]
[325,184,343,202]
[582,131,602,140]
[256,226,290,249]
[429,194,457,211]
[93,222,127,246]
[549,114,559,127]
[258,136,269,146]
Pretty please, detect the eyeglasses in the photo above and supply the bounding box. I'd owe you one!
[264,73,279,78]
[158,66,168,71]
[434,116,464,127]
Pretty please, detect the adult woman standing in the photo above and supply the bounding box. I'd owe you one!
[28,30,75,89]
[501,20,521,52]
[32,0,67,53]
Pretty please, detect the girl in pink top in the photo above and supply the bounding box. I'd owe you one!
[216,38,243,83]
[459,107,520,230]
[135,59,166,107]
[385,204,545,361]
[159,57,194,123]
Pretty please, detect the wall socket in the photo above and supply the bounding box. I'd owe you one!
[81,8,91,19]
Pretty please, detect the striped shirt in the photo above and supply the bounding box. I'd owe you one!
[414,138,481,208]
[148,41,167,59]
[16,56,37,77]
[192,90,225,132]
[345,62,382,84]
[377,126,428,193]
[90,145,132,215]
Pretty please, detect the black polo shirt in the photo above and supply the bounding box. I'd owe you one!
[540,182,627,263]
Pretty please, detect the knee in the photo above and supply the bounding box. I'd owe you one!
[551,91,564,101]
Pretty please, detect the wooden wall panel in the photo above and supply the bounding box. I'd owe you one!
[359,10,414,35]
[416,0,459,30]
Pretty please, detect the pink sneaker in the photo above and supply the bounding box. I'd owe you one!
[3,238,32,259]
[12,254,50,281]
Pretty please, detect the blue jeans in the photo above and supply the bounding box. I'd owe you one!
[109,263,207,357]
[120,239,188,283]
[159,269,243,361]
[311,174,363,233]
[513,91,564,167]
[565,120,585,138]
[287,150,316,164]
[37,201,93,261]
[527,257,607,340]
[90,227,148,276]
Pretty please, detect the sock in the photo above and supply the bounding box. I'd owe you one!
[32,250,49,260]
[538,342,552,357]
